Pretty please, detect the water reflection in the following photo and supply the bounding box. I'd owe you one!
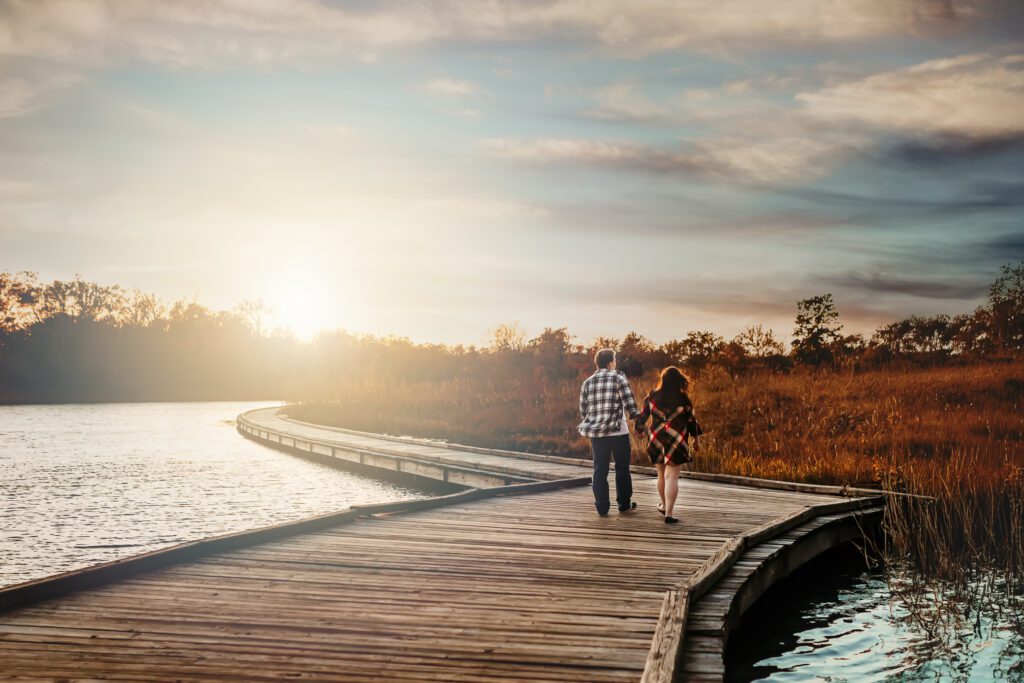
[726,545,1024,681]
[0,402,429,587]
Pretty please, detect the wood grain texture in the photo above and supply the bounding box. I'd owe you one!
[1,409,879,682]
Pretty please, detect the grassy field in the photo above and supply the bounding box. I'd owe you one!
[289,359,1022,490]
[288,358,1024,578]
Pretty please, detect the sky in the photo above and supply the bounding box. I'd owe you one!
[1,0,1023,345]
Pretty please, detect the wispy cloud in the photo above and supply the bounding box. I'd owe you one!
[2,1,1019,343]
[423,78,482,97]
[489,50,1024,186]
[797,52,1024,139]
[0,69,79,118]
[819,271,990,300]
[481,129,852,184]
[0,0,982,66]
[581,82,671,124]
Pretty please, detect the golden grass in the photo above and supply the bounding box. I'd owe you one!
[288,358,1024,577]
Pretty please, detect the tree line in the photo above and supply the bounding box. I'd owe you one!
[0,263,1021,403]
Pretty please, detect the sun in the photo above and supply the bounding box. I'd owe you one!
[267,283,331,342]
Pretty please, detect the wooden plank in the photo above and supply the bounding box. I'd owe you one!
[2,409,884,682]
[640,589,688,683]
[0,477,591,612]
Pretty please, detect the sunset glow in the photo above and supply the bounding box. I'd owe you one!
[1,1,1022,344]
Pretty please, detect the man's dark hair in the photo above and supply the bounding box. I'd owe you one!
[595,348,616,369]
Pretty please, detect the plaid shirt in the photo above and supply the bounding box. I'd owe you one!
[577,369,640,438]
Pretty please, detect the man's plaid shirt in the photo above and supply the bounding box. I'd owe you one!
[577,368,640,438]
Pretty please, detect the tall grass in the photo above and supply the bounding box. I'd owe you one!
[288,358,1024,583]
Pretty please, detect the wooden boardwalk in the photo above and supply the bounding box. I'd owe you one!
[239,408,590,486]
[0,409,883,682]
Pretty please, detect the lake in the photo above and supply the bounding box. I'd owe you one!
[726,545,1024,681]
[0,401,427,588]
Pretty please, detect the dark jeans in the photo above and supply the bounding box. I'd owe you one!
[590,434,633,515]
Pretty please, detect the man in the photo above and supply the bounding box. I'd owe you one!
[578,348,640,516]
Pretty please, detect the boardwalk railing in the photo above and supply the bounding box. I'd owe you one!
[253,409,904,499]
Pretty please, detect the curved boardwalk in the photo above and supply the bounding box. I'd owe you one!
[0,409,882,682]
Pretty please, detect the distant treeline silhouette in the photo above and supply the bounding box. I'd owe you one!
[0,262,1021,403]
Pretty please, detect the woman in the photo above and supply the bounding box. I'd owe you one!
[634,366,702,524]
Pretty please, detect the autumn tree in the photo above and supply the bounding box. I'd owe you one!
[659,339,688,366]
[673,330,725,372]
[0,271,39,334]
[716,341,749,378]
[529,327,575,377]
[792,294,843,366]
[32,276,126,323]
[490,322,527,352]
[989,261,1024,351]
[733,324,784,357]
[949,309,994,355]
[617,332,664,376]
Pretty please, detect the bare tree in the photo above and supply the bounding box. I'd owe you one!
[121,290,166,328]
[234,299,269,336]
[733,324,784,357]
[490,322,527,352]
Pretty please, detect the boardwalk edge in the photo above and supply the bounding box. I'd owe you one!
[641,495,884,682]
[0,476,590,613]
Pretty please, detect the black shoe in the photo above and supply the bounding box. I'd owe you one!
[598,511,609,517]
[619,502,637,513]
[665,516,679,524]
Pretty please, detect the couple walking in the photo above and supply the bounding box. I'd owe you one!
[577,348,702,523]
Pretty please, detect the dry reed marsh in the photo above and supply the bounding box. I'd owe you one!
[288,358,1024,585]
[289,358,1023,493]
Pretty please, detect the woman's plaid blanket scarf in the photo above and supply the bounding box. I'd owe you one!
[636,394,702,464]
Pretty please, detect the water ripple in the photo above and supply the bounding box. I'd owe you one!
[0,401,427,587]
[727,549,1024,681]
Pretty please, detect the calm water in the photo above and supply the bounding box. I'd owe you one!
[0,402,428,588]
[727,546,1024,682]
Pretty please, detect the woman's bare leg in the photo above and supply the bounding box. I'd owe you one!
[655,463,666,511]
[664,464,682,518]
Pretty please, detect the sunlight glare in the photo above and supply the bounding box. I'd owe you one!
[267,280,334,342]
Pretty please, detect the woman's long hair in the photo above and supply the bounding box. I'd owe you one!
[649,366,690,410]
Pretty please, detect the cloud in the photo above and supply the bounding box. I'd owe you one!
[491,49,1024,186]
[481,130,852,184]
[885,131,1024,164]
[0,178,40,199]
[581,82,671,123]
[0,69,79,118]
[984,232,1024,257]
[304,122,355,139]
[482,137,648,164]
[785,181,1024,215]
[820,271,990,300]
[474,0,970,56]
[0,0,983,66]
[0,78,38,118]
[423,78,482,97]
[797,52,1024,140]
